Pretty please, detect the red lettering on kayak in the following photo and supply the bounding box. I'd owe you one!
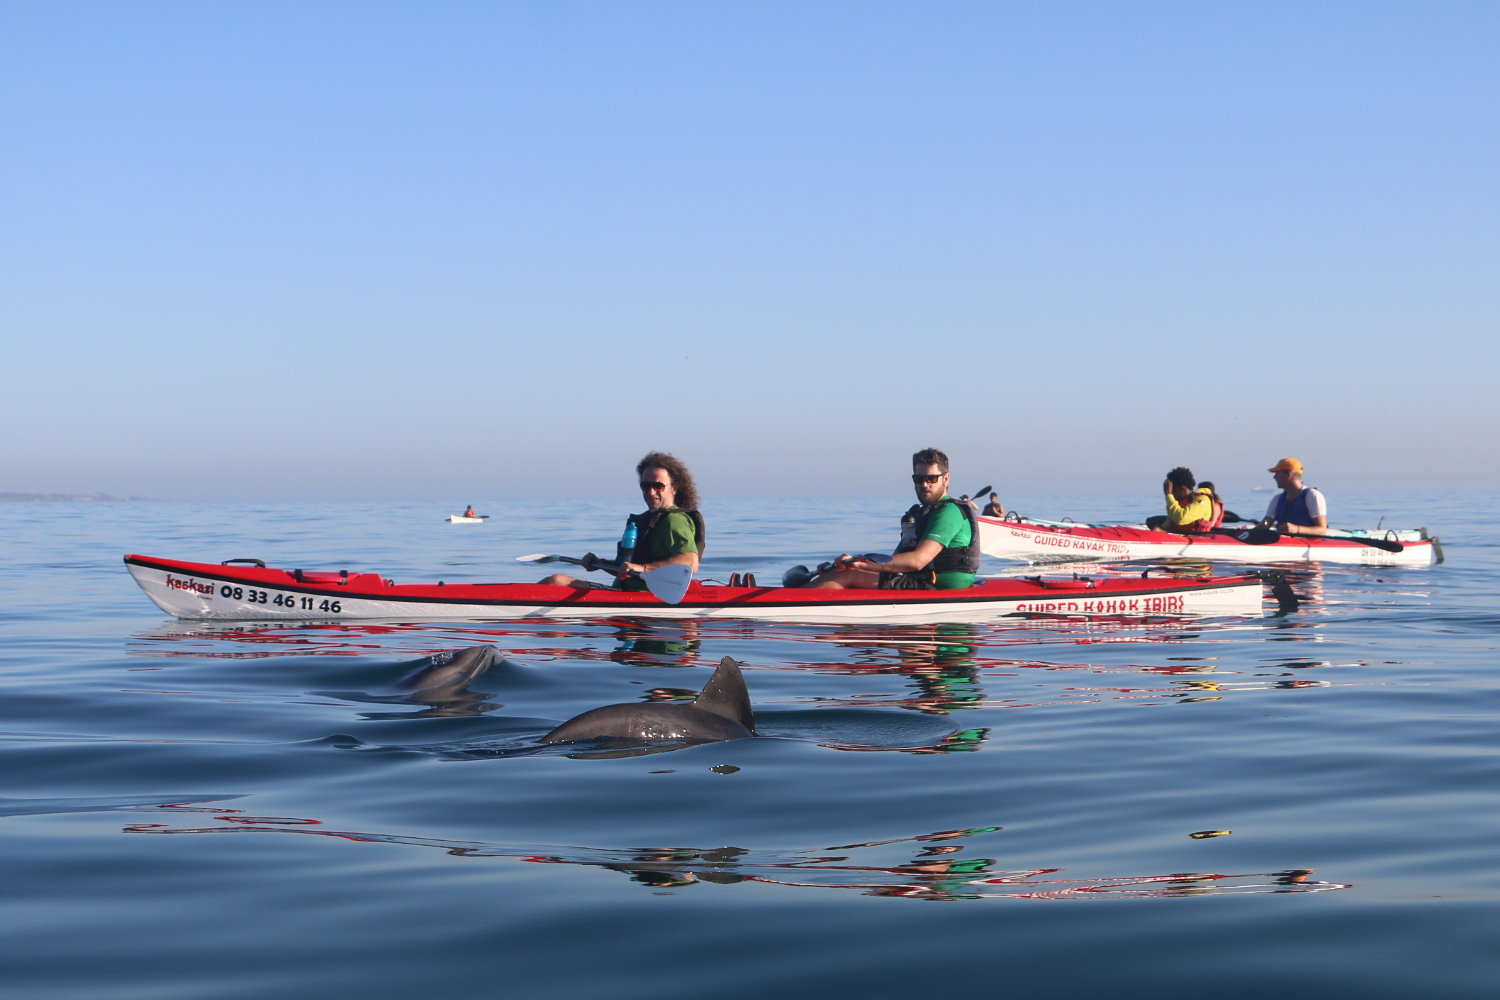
[165,573,214,596]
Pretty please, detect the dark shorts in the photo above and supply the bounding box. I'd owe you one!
[878,571,938,591]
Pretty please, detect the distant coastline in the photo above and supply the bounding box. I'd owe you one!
[0,492,160,502]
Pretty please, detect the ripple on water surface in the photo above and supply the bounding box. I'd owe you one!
[0,497,1497,999]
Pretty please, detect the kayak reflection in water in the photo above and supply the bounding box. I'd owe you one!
[124,809,1348,901]
[805,447,981,590]
[825,623,987,716]
[537,451,705,592]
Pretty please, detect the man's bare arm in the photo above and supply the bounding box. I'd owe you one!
[850,539,943,574]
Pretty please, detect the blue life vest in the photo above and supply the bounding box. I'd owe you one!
[1274,488,1321,528]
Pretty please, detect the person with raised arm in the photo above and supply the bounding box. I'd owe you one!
[1146,467,1223,534]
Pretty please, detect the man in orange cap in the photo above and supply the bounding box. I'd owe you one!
[1262,458,1328,537]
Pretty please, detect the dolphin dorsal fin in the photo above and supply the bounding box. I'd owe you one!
[692,656,755,733]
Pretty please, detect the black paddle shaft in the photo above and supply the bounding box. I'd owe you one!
[1220,527,1403,553]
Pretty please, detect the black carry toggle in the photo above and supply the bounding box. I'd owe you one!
[222,558,266,568]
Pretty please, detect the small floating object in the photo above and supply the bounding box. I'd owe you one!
[1190,830,1232,839]
[709,764,740,775]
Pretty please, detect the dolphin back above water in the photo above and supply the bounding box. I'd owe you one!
[540,656,755,744]
[391,645,499,696]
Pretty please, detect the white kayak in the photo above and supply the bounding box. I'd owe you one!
[448,515,487,523]
[978,515,1441,567]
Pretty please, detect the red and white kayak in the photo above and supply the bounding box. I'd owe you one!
[978,516,1441,567]
[124,554,1268,623]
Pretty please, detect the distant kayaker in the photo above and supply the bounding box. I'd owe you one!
[980,493,1005,518]
[538,451,705,590]
[1146,467,1223,534]
[805,448,981,590]
[1262,458,1328,537]
[463,505,476,518]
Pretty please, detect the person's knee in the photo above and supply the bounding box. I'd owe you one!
[539,573,576,586]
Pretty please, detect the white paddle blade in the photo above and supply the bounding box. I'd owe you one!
[642,562,694,605]
[515,553,561,564]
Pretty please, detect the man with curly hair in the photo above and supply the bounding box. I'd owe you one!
[538,452,705,592]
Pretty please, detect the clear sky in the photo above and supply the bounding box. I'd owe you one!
[3,1,1496,501]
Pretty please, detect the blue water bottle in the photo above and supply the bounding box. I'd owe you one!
[616,519,638,569]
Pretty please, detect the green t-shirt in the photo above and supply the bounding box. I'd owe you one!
[618,509,698,592]
[898,498,976,590]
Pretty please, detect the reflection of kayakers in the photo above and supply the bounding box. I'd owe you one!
[1262,458,1328,537]
[463,505,476,518]
[806,448,980,590]
[538,452,705,591]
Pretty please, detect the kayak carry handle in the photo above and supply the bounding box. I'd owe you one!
[222,558,267,568]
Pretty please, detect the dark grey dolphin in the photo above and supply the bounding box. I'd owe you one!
[540,656,755,744]
[391,645,499,698]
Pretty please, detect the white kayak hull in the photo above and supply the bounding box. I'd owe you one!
[979,517,1440,567]
[125,555,1267,624]
[448,515,485,523]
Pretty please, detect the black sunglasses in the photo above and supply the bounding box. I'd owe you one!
[640,481,670,491]
[911,474,945,484]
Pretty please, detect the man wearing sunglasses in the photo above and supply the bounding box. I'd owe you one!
[806,447,981,590]
[538,451,705,591]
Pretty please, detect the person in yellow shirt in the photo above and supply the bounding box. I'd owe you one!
[1145,467,1220,534]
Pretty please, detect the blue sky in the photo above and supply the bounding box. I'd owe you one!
[3,1,1496,501]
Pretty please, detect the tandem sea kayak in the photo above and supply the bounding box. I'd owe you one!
[124,555,1270,623]
[978,515,1441,567]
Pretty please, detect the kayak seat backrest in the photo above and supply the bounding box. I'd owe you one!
[1037,578,1094,590]
[280,570,386,587]
[289,571,343,583]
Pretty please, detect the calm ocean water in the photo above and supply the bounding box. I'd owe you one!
[1,491,1496,998]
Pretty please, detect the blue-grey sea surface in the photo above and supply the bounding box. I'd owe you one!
[0,491,1495,998]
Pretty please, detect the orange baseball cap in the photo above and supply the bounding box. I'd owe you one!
[1268,458,1303,474]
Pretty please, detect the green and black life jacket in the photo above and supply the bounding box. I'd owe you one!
[624,507,706,562]
[897,499,981,575]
